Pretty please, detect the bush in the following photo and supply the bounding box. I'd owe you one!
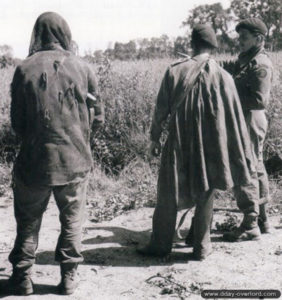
[0,67,16,165]
[89,58,171,173]
[87,158,157,222]
[0,55,14,69]
[264,58,282,161]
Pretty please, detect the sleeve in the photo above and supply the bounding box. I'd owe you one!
[243,62,272,110]
[87,65,105,126]
[150,68,172,142]
[10,66,26,138]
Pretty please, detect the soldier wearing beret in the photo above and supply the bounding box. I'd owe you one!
[137,25,257,260]
[8,12,104,295]
[222,18,273,241]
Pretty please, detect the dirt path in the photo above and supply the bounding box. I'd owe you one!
[0,194,281,299]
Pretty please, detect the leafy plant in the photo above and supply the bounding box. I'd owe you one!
[215,214,240,232]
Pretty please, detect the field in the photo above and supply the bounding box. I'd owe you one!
[0,54,281,218]
[0,54,282,299]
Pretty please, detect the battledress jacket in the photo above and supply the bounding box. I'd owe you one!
[222,46,273,112]
[11,48,102,186]
[222,46,273,168]
[150,54,256,209]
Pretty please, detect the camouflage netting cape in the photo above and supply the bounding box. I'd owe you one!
[155,58,255,210]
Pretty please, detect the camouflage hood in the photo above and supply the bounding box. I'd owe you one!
[29,12,72,56]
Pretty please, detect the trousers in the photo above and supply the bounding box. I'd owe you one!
[150,188,214,254]
[234,110,269,216]
[9,174,88,273]
[246,110,269,204]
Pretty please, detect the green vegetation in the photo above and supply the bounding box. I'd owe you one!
[0,54,281,221]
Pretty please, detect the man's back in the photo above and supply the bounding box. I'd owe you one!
[150,54,255,204]
[11,49,98,185]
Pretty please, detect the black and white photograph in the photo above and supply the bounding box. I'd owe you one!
[0,0,281,299]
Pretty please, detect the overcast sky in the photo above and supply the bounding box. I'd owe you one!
[0,0,230,58]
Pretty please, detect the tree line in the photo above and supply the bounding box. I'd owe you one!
[86,0,282,61]
[84,35,189,62]
[1,0,281,66]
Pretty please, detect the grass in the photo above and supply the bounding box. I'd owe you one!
[0,67,13,126]
[0,54,281,219]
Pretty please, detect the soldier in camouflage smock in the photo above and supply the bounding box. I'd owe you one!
[8,12,104,295]
[222,18,273,242]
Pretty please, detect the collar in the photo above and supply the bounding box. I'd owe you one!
[238,45,264,66]
[192,53,210,62]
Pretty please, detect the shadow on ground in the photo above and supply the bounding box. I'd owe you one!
[36,251,58,266]
[82,226,151,246]
[82,226,209,266]
[35,226,231,267]
[81,246,195,267]
[0,279,58,298]
[35,224,282,268]
[37,226,199,267]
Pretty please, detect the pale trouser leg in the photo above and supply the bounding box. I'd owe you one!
[193,190,214,257]
[148,144,178,255]
[248,110,269,204]
[150,193,177,254]
[233,173,259,217]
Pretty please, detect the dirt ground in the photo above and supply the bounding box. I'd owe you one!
[0,193,281,300]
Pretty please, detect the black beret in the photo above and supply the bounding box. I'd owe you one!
[236,18,267,36]
[191,24,218,48]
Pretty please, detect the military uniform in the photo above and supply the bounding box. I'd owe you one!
[223,46,273,221]
[221,18,273,241]
[9,12,103,295]
[232,49,272,200]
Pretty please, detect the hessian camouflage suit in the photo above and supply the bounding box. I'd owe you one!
[8,12,104,295]
[137,25,257,260]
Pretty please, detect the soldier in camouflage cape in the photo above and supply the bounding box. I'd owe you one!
[137,25,257,260]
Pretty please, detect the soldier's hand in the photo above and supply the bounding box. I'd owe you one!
[149,141,161,157]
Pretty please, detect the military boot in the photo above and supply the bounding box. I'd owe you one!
[223,215,261,242]
[8,268,33,295]
[258,204,271,234]
[58,263,79,295]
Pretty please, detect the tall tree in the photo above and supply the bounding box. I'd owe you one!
[173,36,189,56]
[113,41,137,60]
[0,44,14,68]
[182,3,236,51]
[0,45,13,57]
[231,0,282,49]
